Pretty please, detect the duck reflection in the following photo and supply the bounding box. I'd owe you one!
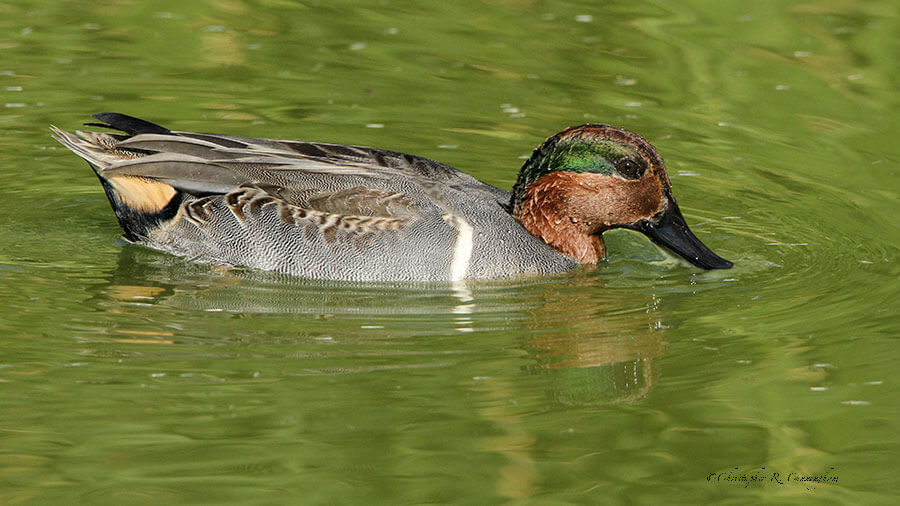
[93,245,480,316]
[521,276,664,406]
[94,245,665,406]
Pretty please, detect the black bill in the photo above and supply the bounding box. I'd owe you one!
[634,201,733,270]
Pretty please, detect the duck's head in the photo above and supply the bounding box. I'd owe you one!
[511,125,732,270]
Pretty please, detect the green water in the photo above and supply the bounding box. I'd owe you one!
[1,0,898,504]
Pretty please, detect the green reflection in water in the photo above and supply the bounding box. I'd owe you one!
[0,0,898,504]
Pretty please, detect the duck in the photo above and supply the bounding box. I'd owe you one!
[51,113,732,282]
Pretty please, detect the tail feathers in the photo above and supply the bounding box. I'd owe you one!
[50,125,117,169]
[52,124,181,240]
[86,112,171,136]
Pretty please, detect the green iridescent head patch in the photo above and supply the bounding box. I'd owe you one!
[510,125,655,213]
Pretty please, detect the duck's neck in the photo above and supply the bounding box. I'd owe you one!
[513,172,606,264]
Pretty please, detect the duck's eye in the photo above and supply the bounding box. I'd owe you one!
[615,158,644,179]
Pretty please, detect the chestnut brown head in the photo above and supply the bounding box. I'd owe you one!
[511,125,732,269]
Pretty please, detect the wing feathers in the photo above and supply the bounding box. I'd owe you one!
[102,154,247,194]
[53,115,475,240]
[306,187,419,218]
[222,186,418,243]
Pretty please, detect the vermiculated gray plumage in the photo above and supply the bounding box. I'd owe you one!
[53,113,576,282]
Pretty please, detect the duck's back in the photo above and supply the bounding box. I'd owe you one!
[53,113,575,281]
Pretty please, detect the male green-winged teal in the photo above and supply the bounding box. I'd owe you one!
[52,113,732,282]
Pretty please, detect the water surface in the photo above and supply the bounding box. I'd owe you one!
[1,0,898,504]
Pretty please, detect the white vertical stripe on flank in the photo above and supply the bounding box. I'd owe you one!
[445,214,473,281]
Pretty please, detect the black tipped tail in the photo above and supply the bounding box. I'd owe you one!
[84,112,171,136]
[52,115,181,242]
[101,182,184,242]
